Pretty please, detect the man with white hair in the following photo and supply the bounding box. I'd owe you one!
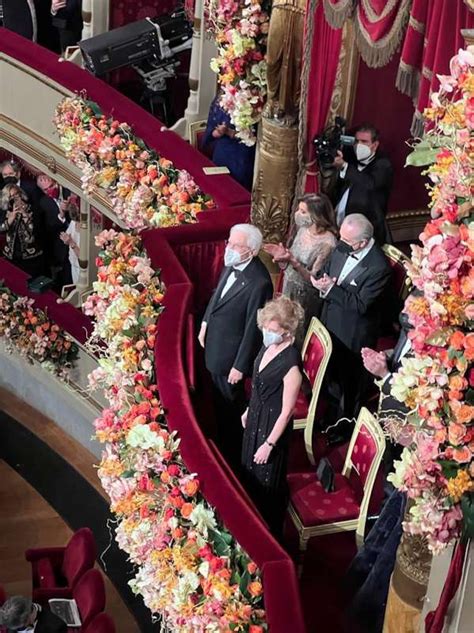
[0,595,66,632]
[199,223,273,467]
[312,213,391,435]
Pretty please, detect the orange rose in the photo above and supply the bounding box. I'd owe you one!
[160,471,170,484]
[448,422,467,446]
[249,627,264,633]
[464,333,474,361]
[183,480,199,497]
[450,330,465,350]
[248,581,263,597]
[449,375,468,391]
[247,562,258,575]
[181,502,194,518]
[172,527,184,539]
[452,447,472,463]
[451,402,474,424]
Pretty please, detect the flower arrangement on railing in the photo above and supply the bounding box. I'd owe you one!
[53,96,215,230]
[206,0,271,146]
[85,230,267,631]
[0,283,79,377]
[387,46,474,553]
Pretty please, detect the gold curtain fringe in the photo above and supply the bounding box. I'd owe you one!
[322,0,354,29]
[396,61,421,101]
[353,0,411,68]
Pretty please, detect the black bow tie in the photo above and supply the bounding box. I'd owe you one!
[232,268,242,277]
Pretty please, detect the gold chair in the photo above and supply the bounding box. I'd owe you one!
[382,243,412,301]
[288,407,386,565]
[188,120,207,150]
[293,317,332,447]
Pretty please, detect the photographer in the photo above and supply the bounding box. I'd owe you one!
[0,184,44,277]
[322,123,393,244]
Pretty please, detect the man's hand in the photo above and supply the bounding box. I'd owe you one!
[59,231,70,245]
[52,0,67,10]
[333,150,346,170]
[254,442,272,464]
[311,273,336,293]
[241,408,248,428]
[198,323,207,349]
[361,347,389,378]
[228,367,243,384]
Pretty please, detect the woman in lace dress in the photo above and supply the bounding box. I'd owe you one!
[264,193,337,346]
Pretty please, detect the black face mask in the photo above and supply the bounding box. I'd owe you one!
[399,311,413,331]
[2,176,18,186]
[336,240,354,255]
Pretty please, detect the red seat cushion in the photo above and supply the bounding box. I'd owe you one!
[288,472,360,527]
[36,558,56,588]
[293,389,309,419]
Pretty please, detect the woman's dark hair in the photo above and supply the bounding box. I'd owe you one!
[295,193,337,236]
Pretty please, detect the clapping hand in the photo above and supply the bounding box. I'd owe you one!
[59,231,71,245]
[333,150,346,170]
[7,210,18,226]
[311,273,335,293]
[263,242,289,262]
[361,347,388,378]
[52,0,67,11]
[212,123,227,139]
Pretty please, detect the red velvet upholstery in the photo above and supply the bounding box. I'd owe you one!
[82,613,116,633]
[288,473,361,527]
[351,423,378,488]
[73,569,106,629]
[25,528,97,604]
[303,332,324,387]
[293,390,309,419]
[0,585,6,606]
[385,255,408,298]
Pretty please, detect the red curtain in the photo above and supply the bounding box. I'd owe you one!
[109,0,177,29]
[397,0,474,135]
[301,1,343,192]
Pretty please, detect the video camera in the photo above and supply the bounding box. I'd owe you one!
[313,116,355,169]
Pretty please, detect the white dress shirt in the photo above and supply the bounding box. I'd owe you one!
[335,157,375,226]
[220,256,252,298]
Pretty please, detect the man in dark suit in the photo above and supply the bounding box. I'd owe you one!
[330,123,393,244]
[198,224,273,467]
[0,596,67,632]
[312,213,391,435]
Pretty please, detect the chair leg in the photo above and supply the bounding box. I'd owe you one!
[297,535,309,578]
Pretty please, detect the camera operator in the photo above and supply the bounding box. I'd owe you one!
[326,123,393,244]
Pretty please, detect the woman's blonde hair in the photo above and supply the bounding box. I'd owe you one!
[257,295,304,336]
[0,184,28,211]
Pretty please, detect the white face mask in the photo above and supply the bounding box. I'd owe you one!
[294,212,313,228]
[262,328,284,347]
[355,143,373,162]
[224,245,251,267]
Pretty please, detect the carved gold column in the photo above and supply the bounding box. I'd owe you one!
[383,510,432,632]
[251,120,298,242]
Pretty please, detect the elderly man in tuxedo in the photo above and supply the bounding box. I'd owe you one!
[312,213,391,438]
[199,224,273,467]
[0,596,66,632]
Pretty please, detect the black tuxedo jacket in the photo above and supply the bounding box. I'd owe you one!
[320,244,391,353]
[333,152,393,244]
[203,257,273,376]
[39,194,70,264]
[7,608,67,633]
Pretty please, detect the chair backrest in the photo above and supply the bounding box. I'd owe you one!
[342,407,386,547]
[302,318,332,465]
[0,584,5,606]
[83,612,116,633]
[62,527,97,588]
[73,569,106,629]
[382,244,412,300]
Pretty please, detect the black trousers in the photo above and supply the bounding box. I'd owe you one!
[210,373,247,472]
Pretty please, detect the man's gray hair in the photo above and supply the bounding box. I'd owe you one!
[230,224,263,251]
[342,213,374,241]
[0,160,21,175]
[0,596,32,629]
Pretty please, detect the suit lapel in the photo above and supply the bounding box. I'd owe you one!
[341,261,367,287]
[213,260,256,311]
[331,250,347,280]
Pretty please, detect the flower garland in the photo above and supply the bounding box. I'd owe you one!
[53,96,215,230]
[387,46,474,553]
[85,230,267,631]
[206,0,271,146]
[0,283,79,377]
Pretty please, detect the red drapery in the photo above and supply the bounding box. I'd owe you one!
[109,0,177,29]
[323,0,412,67]
[397,0,474,135]
[300,0,343,192]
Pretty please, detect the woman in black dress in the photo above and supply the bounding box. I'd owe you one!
[241,295,304,537]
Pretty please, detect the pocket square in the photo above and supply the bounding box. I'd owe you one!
[349,279,358,286]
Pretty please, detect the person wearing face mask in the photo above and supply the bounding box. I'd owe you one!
[311,213,391,438]
[241,295,303,537]
[0,160,42,207]
[263,193,337,347]
[329,123,393,245]
[38,174,72,288]
[0,595,66,633]
[199,224,273,469]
